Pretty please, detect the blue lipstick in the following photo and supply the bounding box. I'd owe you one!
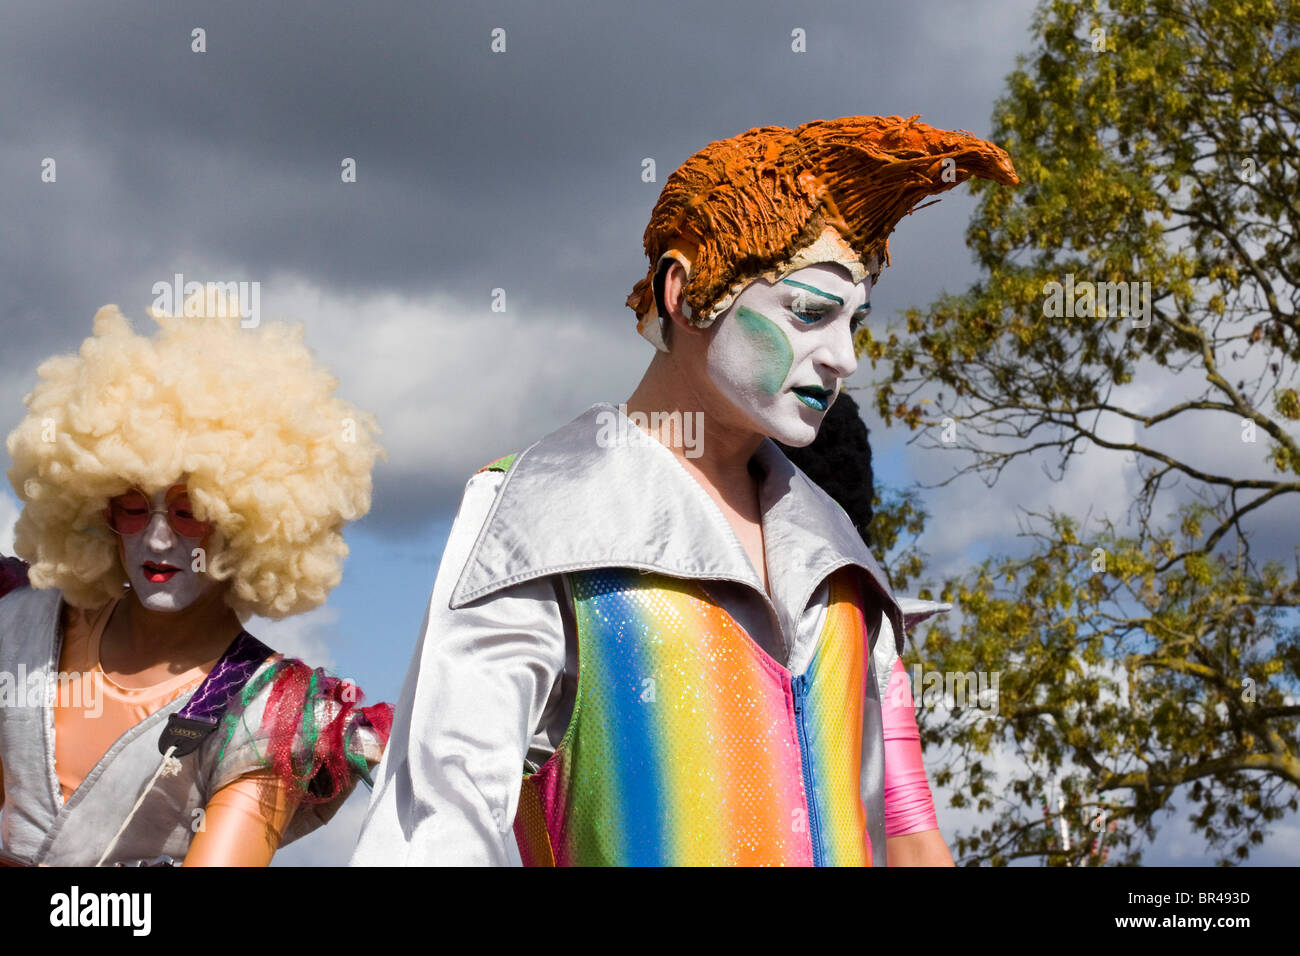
[792,385,832,411]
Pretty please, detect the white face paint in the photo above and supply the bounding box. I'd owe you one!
[704,262,870,447]
[116,486,219,612]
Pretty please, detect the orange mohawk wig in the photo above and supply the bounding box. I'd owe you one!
[628,115,1018,348]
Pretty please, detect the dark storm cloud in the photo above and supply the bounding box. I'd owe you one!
[0,0,1041,530]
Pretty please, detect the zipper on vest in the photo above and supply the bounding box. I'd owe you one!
[792,673,824,866]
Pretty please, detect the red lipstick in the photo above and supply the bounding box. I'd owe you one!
[142,561,180,583]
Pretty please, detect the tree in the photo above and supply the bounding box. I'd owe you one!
[861,0,1300,865]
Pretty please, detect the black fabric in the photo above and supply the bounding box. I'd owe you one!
[778,392,876,547]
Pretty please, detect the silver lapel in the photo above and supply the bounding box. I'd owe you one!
[450,403,905,649]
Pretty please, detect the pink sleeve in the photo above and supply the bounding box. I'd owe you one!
[882,657,939,837]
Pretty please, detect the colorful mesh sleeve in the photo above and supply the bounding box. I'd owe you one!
[882,656,939,837]
[211,657,393,846]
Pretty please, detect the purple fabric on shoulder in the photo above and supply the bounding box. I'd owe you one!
[0,557,31,601]
[177,631,275,725]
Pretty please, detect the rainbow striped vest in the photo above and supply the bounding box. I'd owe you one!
[513,565,874,866]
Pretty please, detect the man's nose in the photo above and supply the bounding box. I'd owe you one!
[818,320,859,380]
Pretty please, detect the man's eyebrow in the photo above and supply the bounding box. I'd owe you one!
[780,279,844,305]
[852,301,871,314]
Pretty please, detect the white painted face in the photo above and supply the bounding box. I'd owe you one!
[704,262,870,447]
[115,485,219,612]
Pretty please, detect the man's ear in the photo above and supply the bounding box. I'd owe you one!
[660,260,697,334]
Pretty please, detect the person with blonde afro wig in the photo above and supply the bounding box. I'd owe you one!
[7,302,381,619]
[0,295,392,867]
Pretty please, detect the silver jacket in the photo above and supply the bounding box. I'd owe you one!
[0,585,372,865]
[351,402,907,866]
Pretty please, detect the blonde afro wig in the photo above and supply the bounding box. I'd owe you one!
[6,299,384,619]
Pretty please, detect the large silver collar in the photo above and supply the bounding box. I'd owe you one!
[449,403,904,650]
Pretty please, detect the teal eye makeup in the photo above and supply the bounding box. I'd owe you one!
[782,278,846,325]
[792,306,831,325]
[850,301,871,332]
[781,278,845,305]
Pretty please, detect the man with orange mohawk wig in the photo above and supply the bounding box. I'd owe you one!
[354,116,1017,867]
[0,295,391,866]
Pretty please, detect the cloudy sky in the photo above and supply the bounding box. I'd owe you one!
[2,0,1294,866]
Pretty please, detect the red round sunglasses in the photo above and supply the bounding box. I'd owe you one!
[105,486,212,538]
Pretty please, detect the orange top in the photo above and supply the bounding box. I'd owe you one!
[54,601,211,802]
[52,600,301,865]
